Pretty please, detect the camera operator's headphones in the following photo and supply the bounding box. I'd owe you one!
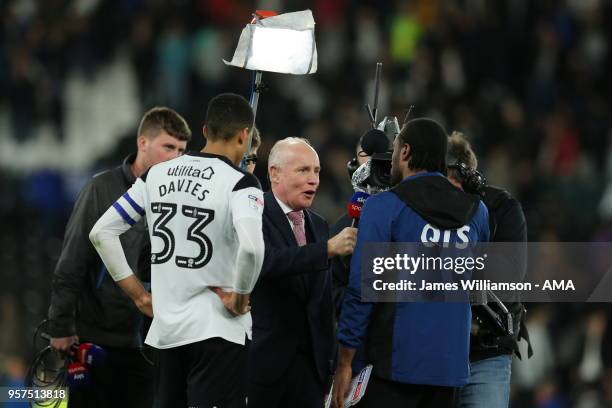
[347,151,368,178]
[348,117,399,179]
[447,154,487,196]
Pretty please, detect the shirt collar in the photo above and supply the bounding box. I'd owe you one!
[121,153,138,184]
[185,151,242,171]
[402,171,444,183]
[273,194,298,216]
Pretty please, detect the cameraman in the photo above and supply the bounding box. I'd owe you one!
[447,132,532,408]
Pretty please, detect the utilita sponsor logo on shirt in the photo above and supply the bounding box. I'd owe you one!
[167,165,215,180]
[157,165,216,202]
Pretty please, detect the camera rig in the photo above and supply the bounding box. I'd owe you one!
[348,63,403,194]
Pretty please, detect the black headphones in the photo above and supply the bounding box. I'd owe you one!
[347,157,359,178]
[347,150,371,178]
[447,155,486,196]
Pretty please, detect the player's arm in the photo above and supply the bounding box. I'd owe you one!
[333,196,390,408]
[89,179,152,317]
[217,173,265,315]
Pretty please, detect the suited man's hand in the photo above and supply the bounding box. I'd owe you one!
[327,227,358,258]
[211,287,251,316]
[332,364,352,408]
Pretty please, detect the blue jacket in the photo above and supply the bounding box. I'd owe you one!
[337,172,489,387]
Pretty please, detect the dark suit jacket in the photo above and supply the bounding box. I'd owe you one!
[249,191,334,385]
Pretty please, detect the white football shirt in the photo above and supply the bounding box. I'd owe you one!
[90,152,265,349]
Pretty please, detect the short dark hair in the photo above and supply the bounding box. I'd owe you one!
[398,118,448,173]
[448,131,478,170]
[137,107,192,141]
[205,93,254,141]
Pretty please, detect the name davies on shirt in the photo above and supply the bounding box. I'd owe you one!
[158,164,215,202]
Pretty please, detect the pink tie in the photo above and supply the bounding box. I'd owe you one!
[287,210,307,246]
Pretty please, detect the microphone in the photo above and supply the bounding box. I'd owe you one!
[360,129,389,156]
[77,342,106,368]
[77,343,92,366]
[67,361,90,388]
[347,191,370,227]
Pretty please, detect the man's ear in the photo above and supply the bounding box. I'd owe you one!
[234,128,249,146]
[237,128,249,146]
[137,135,148,151]
[400,143,411,162]
[268,165,279,184]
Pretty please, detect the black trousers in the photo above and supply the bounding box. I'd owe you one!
[155,337,247,408]
[356,376,457,408]
[248,351,325,408]
[68,346,154,408]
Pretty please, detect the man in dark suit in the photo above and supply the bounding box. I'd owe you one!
[248,137,357,408]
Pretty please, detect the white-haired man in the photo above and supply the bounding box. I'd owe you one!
[247,138,357,408]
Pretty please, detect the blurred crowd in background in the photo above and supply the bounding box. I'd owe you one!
[2,0,612,407]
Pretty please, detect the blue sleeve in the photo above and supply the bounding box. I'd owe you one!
[478,201,490,242]
[337,193,393,350]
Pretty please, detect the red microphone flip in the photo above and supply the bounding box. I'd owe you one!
[347,192,370,227]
